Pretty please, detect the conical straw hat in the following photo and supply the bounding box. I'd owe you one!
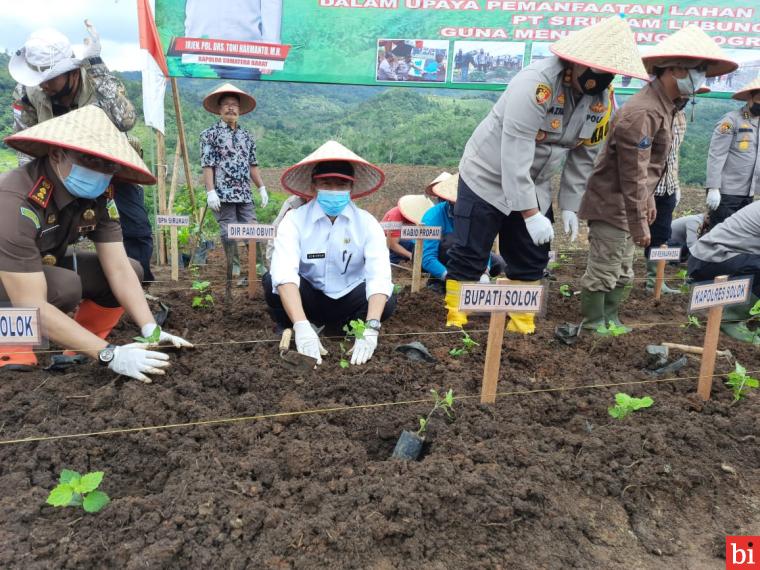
[733,76,760,101]
[203,83,256,115]
[641,26,737,77]
[4,105,155,185]
[398,195,434,225]
[432,172,459,203]
[280,140,385,199]
[424,171,452,195]
[550,16,648,80]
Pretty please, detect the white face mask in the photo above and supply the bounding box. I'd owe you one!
[676,68,707,97]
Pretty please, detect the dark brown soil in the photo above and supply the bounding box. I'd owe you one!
[0,172,758,569]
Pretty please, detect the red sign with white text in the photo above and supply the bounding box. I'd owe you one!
[727,536,759,569]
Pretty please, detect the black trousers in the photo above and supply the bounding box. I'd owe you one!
[113,182,154,282]
[689,254,760,298]
[711,194,753,228]
[262,272,398,329]
[645,192,678,258]
[447,176,550,281]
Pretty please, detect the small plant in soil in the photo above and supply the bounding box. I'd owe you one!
[725,362,759,402]
[133,325,161,344]
[608,393,654,419]
[393,284,404,295]
[547,261,560,271]
[681,315,702,329]
[596,321,628,337]
[676,269,690,294]
[46,470,110,514]
[339,319,367,368]
[191,280,214,309]
[449,331,479,357]
[559,284,572,298]
[417,388,455,437]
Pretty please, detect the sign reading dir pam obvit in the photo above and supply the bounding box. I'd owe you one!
[400,225,442,240]
[648,247,682,261]
[459,283,544,313]
[227,224,277,240]
[689,277,752,312]
[0,308,42,346]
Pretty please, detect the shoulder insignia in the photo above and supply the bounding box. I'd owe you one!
[28,176,53,208]
[718,121,732,134]
[107,199,120,221]
[535,130,547,142]
[19,207,41,230]
[535,83,552,105]
[557,93,565,105]
[46,214,57,225]
[550,119,561,130]
[637,136,652,150]
[590,102,605,113]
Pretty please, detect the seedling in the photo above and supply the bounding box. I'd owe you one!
[191,280,214,309]
[46,470,110,514]
[596,321,628,337]
[725,362,759,402]
[416,388,455,437]
[339,319,367,368]
[750,299,760,317]
[393,284,404,295]
[676,269,690,294]
[559,284,572,298]
[449,330,479,357]
[608,393,654,419]
[547,261,561,271]
[133,325,161,344]
[681,315,702,329]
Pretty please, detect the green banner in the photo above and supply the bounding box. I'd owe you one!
[156,0,760,95]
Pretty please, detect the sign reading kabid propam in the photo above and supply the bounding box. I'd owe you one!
[156,215,190,227]
[648,247,682,261]
[0,308,41,346]
[459,283,544,313]
[227,224,276,240]
[400,225,441,240]
[689,277,751,311]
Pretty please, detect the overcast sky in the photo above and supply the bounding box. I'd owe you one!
[0,0,145,71]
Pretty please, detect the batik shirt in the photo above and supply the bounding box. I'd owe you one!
[199,121,258,203]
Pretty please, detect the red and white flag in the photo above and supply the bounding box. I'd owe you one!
[137,0,168,134]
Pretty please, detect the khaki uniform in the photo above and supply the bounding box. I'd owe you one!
[706,106,760,197]
[0,159,140,311]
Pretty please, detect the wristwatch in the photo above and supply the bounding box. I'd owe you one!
[97,344,116,367]
[366,319,382,332]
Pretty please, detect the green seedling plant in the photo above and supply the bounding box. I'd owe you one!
[596,321,628,337]
[191,280,214,309]
[608,393,654,419]
[676,269,690,294]
[559,284,572,298]
[725,362,759,402]
[393,284,404,295]
[46,470,110,514]
[417,388,455,437]
[681,315,702,329]
[449,330,479,357]
[340,319,367,368]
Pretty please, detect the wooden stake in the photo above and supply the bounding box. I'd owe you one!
[170,226,179,281]
[481,278,509,404]
[155,130,167,265]
[170,78,199,223]
[411,239,423,293]
[697,275,728,401]
[166,144,182,212]
[653,244,667,300]
[247,241,257,299]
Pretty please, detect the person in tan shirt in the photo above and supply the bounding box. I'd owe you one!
[578,26,737,333]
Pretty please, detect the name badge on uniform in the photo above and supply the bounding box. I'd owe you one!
[307,253,326,260]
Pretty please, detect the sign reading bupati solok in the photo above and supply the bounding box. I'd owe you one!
[227,224,277,240]
[648,247,682,261]
[400,225,441,240]
[689,277,752,312]
[156,215,190,227]
[459,283,544,313]
[0,308,41,346]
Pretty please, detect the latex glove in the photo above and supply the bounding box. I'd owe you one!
[479,273,491,284]
[108,343,170,384]
[349,328,378,365]
[706,188,721,210]
[293,320,324,364]
[523,212,554,246]
[82,20,102,59]
[141,323,193,349]
[206,190,221,212]
[675,188,681,206]
[561,210,579,242]
[258,186,269,208]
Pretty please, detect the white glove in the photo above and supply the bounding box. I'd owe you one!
[206,190,221,212]
[706,188,721,210]
[349,328,378,365]
[141,323,193,349]
[675,188,681,206]
[561,210,579,242]
[293,320,325,365]
[479,273,491,284]
[258,186,269,208]
[82,20,102,59]
[108,343,170,384]
[524,212,554,246]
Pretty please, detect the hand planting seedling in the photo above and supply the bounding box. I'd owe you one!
[449,331,479,357]
[608,393,654,419]
[559,284,572,298]
[191,280,214,309]
[133,325,161,344]
[46,470,110,514]
[725,362,759,402]
[596,321,628,337]
[417,388,455,437]
[339,319,366,368]
[681,315,702,329]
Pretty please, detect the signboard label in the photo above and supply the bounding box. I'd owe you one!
[156,215,190,227]
[648,247,682,261]
[0,308,41,346]
[227,224,277,240]
[689,277,752,312]
[400,225,442,240]
[380,221,403,231]
[548,250,556,263]
[459,283,544,313]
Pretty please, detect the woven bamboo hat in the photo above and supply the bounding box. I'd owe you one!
[398,195,434,224]
[424,171,452,195]
[432,173,459,203]
[549,16,648,80]
[3,105,155,185]
[733,76,760,101]
[280,140,385,199]
[203,83,256,115]
[641,26,738,77]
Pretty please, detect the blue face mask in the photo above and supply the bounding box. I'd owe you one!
[63,163,113,199]
[316,190,351,217]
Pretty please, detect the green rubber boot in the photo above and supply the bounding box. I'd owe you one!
[580,289,606,331]
[721,297,760,345]
[645,261,681,294]
[603,286,632,334]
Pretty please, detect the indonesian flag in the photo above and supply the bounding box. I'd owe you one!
[137,0,168,134]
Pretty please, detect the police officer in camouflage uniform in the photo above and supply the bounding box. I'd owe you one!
[444,16,647,332]
[705,76,760,227]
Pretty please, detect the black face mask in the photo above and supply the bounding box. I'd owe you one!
[750,102,760,117]
[578,68,614,95]
[52,71,76,100]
